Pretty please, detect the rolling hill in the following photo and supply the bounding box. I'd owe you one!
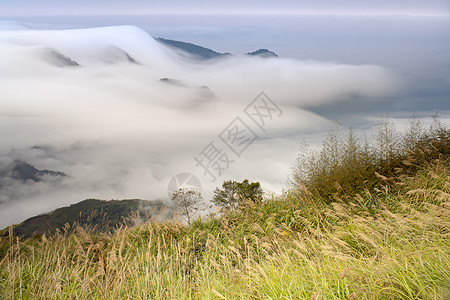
[9,199,172,239]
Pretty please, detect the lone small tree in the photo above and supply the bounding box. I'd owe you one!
[171,188,204,225]
[212,179,263,211]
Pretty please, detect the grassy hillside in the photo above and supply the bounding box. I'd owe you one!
[0,118,449,299]
[10,199,172,239]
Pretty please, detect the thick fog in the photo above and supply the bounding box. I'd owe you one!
[0,19,446,227]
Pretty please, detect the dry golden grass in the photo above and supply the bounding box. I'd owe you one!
[0,158,449,299]
[1,118,449,299]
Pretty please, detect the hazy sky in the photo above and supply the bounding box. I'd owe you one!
[1,0,449,16]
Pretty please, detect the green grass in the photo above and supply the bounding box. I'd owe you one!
[1,117,449,299]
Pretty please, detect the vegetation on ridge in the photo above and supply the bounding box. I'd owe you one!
[10,199,172,239]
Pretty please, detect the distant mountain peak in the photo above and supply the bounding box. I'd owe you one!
[11,160,66,183]
[247,49,278,58]
[155,37,231,60]
[49,50,80,67]
[156,37,279,60]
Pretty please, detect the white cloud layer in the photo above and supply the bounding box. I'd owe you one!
[0,23,402,227]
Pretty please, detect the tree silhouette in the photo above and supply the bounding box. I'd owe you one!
[171,188,204,225]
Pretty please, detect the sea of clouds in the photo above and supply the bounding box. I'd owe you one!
[0,22,403,227]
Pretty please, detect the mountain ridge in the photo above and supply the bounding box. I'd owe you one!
[155,37,231,60]
[247,48,279,58]
[7,198,173,239]
[155,37,278,60]
[11,160,67,183]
